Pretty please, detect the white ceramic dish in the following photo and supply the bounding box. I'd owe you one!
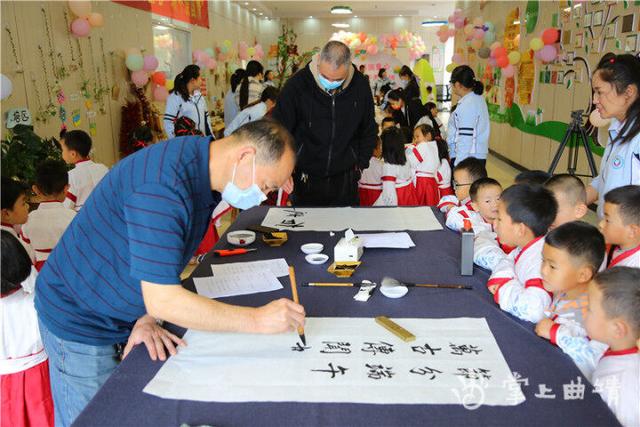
[301,243,324,254]
[305,253,329,265]
[227,230,256,246]
[380,285,409,299]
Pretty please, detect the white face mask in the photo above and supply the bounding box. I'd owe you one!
[221,156,267,210]
[399,79,408,89]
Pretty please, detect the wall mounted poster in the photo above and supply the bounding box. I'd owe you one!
[518,55,535,105]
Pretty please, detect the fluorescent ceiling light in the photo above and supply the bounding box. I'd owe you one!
[332,22,350,28]
[331,6,352,15]
[309,15,313,18]
[421,20,448,27]
[155,25,169,30]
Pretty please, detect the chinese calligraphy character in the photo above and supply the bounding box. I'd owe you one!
[534,384,556,399]
[283,209,304,217]
[290,342,311,352]
[277,219,304,228]
[311,363,348,379]
[366,364,395,380]
[411,343,442,356]
[361,341,395,355]
[449,343,482,356]
[319,341,351,354]
[563,377,585,400]
[455,368,492,380]
[409,366,443,380]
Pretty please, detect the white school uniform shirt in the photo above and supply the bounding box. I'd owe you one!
[358,157,383,190]
[1,223,35,267]
[406,141,439,179]
[604,244,640,269]
[590,118,640,218]
[223,88,240,128]
[21,201,76,263]
[592,349,640,427]
[437,194,469,213]
[0,267,47,375]
[447,91,490,165]
[436,159,451,191]
[374,162,413,206]
[488,236,551,323]
[224,102,268,137]
[445,204,492,234]
[64,159,109,212]
[163,91,212,138]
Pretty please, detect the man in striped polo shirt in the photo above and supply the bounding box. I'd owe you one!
[34,119,304,427]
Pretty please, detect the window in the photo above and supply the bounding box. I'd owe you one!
[152,21,191,80]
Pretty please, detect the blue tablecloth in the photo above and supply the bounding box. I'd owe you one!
[74,207,619,427]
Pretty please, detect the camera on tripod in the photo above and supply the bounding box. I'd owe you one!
[548,110,598,178]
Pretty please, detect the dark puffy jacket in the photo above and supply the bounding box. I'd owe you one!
[273,61,377,177]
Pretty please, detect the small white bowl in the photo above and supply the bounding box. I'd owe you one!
[305,253,329,265]
[227,230,256,246]
[380,285,409,299]
[301,243,324,254]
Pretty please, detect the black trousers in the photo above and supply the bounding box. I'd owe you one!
[292,168,360,207]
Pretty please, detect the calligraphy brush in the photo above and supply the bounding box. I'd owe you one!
[288,266,306,345]
[381,276,472,290]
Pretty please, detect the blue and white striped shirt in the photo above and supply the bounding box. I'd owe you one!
[34,136,221,345]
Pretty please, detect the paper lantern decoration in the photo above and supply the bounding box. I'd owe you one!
[502,64,516,78]
[143,55,159,72]
[71,18,91,37]
[589,109,611,128]
[125,54,144,71]
[539,44,557,62]
[542,28,559,45]
[1,74,12,100]
[88,12,104,27]
[165,79,174,91]
[151,71,166,86]
[508,51,521,65]
[529,37,544,51]
[68,0,92,18]
[131,70,148,87]
[478,47,491,59]
[153,85,169,101]
[496,55,509,68]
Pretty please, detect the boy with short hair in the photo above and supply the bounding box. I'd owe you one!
[534,221,608,377]
[585,267,640,427]
[380,117,396,131]
[514,170,551,187]
[600,185,640,268]
[437,157,487,213]
[544,174,588,229]
[446,177,502,233]
[487,184,558,323]
[21,160,76,271]
[1,177,35,264]
[60,130,108,212]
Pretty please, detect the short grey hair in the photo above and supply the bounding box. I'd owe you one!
[232,118,296,164]
[320,41,351,69]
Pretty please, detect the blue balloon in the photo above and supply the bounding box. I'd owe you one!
[484,31,496,45]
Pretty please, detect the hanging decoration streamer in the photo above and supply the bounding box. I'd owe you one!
[4,27,22,72]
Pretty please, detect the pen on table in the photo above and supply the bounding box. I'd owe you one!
[288,266,306,345]
[213,248,257,257]
[304,282,360,287]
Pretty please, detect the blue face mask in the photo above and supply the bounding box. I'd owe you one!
[318,74,344,91]
[221,157,267,210]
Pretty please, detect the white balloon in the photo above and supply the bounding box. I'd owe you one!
[0,74,12,100]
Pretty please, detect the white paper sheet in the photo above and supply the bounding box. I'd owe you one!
[144,317,525,406]
[356,232,416,248]
[193,271,283,299]
[210,258,289,278]
[261,207,443,232]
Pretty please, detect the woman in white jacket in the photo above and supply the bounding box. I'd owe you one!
[163,65,212,138]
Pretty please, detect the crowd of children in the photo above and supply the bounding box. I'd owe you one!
[1,130,107,427]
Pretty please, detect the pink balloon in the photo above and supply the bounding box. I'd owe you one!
[439,34,449,43]
[473,28,485,40]
[143,55,158,72]
[366,44,378,55]
[502,64,515,78]
[539,44,557,62]
[454,17,465,29]
[452,53,463,64]
[71,18,90,37]
[131,70,149,87]
[496,55,509,68]
[448,15,455,23]
[153,85,169,101]
[488,57,497,67]
[192,50,204,62]
[206,58,217,70]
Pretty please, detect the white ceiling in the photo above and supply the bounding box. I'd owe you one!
[232,1,456,20]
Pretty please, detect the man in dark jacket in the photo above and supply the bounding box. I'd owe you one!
[273,41,377,206]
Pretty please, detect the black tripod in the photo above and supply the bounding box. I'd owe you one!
[548,110,598,178]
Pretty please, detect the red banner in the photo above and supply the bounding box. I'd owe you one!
[113,0,209,28]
